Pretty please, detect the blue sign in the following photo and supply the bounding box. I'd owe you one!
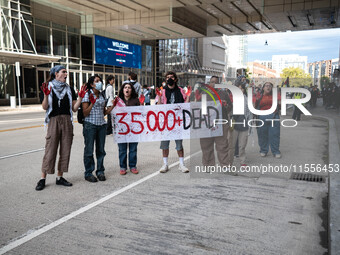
[94,35,141,69]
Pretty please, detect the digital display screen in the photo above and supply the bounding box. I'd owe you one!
[94,35,141,69]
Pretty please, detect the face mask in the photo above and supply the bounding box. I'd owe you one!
[167,78,175,86]
[95,82,103,91]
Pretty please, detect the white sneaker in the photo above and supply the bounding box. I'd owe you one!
[179,164,189,173]
[159,164,169,173]
[260,153,266,157]
[275,154,282,158]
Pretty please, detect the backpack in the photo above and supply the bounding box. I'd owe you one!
[77,91,90,124]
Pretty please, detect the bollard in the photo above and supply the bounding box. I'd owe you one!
[10,96,16,108]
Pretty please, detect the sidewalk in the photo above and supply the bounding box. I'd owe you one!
[307,101,340,255]
[0,104,43,113]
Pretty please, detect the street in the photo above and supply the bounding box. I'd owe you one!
[0,107,330,254]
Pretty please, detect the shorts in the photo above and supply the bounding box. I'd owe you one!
[160,140,183,151]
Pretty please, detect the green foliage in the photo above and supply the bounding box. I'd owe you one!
[320,76,330,88]
[280,67,312,87]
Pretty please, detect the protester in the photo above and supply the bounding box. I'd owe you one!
[82,75,115,183]
[35,65,86,191]
[105,75,115,135]
[117,82,140,175]
[232,80,251,167]
[124,71,142,98]
[199,76,234,169]
[142,84,151,105]
[156,71,190,173]
[310,85,318,107]
[292,92,302,121]
[255,82,282,158]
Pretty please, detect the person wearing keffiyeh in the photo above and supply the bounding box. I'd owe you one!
[35,65,87,191]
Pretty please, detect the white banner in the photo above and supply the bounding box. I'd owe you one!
[112,102,223,143]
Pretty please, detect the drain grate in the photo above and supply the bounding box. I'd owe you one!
[290,173,325,183]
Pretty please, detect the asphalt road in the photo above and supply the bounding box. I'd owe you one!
[0,109,329,254]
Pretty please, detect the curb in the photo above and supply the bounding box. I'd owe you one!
[311,115,340,255]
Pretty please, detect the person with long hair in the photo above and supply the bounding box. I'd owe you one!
[117,82,140,175]
[35,65,87,191]
[256,82,282,158]
[105,75,115,135]
[82,75,115,182]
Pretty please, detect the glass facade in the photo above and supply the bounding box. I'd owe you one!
[0,0,155,104]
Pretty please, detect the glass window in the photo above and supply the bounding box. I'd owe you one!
[35,25,50,54]
[81,36,92,60]
[24,68,37,98]
[0,0,9,7]
[1,15,11,49]
[20,0,30,5]
[68,33,80,58]
[53,29,66,56]
[22,21,34,51]
[68,26,79,34]
[35,18,49,27]
[20,4,30,13]
[11,18,20,50]
[52,22,66,31]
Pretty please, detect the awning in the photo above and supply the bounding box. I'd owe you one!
[0,50,60,65]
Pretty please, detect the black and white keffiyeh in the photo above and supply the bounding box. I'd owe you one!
[44,79,73,126]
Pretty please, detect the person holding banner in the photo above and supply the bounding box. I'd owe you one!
[198,76,234,171]
[117,82,141,175]
[156,71,190,173]
[35,65,87,191]
[82,75,115,183]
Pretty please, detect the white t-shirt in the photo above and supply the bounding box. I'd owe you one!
[105,85,114,107]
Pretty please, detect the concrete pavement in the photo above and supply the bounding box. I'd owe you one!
[0,99,338,254]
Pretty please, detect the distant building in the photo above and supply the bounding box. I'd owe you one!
[225,35,247,78]
[272,54,308,74]
[247,62,278,78]
[254,60,273,70]
[308,59,338,86]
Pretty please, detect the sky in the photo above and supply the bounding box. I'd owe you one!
[246,28,340,63]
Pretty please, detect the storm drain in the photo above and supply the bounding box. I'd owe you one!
[290,173,325,183]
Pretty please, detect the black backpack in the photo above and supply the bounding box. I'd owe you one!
[77,91,90,124]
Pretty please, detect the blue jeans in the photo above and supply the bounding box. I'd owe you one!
[118,143,138,170]
[257,113,281,155]
[83,121,106,177]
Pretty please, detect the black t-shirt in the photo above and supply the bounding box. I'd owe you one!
[49,86,77,118]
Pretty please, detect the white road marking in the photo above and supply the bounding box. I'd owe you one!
[0,150,201,254]
[0,148,45,160]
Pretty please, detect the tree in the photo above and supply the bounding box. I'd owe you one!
[320,76,330,88]
[280,67,312,87]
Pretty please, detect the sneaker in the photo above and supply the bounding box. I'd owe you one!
[85,175,98,183]
[275,154,282,159]
[260,153,267,157]
[97,174,106,181]
[35,179,45,191]
[56,177,73,186]
[130,168,139,174]
[159,164,169,173]
[120,169,127,175]
[179,164,189,173]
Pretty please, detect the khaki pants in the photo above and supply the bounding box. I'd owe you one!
[200,125,233,167]
[233,129,248,164]
[41,115,73,174]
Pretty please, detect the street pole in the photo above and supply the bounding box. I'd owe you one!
[15,62,21,108]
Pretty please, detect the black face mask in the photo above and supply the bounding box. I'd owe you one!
[167,78,175,86]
